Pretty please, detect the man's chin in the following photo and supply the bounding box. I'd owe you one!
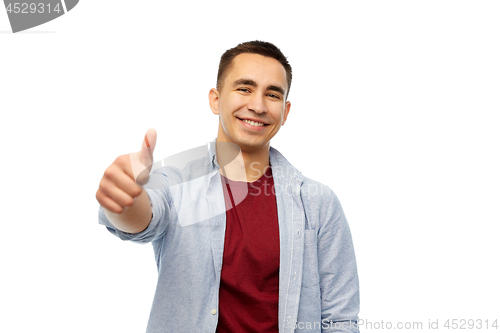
[234,138,270,152]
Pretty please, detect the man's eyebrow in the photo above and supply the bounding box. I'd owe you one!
[232,78,257,87]
[232,78,285,96]
[267,85,285,96]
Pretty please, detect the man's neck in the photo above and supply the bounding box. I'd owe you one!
[216,140,271,183]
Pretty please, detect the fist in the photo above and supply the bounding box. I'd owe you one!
[96,129,157,214]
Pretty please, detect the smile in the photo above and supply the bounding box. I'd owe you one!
[237,118,269,127]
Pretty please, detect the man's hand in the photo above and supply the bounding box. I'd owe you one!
[96,129,157,214]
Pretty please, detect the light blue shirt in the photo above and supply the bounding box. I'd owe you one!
[98,142,360,333]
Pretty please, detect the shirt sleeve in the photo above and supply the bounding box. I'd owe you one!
[319,190,360,333]
[97,167,173,244]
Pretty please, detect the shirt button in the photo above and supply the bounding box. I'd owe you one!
[297,229,300,236]
[211,308,217,315]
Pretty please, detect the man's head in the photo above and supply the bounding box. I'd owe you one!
[216,41,292,100]
[210,41,292,153]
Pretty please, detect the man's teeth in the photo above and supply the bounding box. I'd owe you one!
[242,119,265,126]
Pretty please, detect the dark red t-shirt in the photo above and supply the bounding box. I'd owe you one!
[216,167,280,333]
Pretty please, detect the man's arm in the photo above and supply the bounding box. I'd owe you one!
[318,190,360,333]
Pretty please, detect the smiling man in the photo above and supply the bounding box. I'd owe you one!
[96,41,360,333]
[209,51,291,183]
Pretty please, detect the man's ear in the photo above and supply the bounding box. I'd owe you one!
[281,101,291,126]
[209,88,220,115]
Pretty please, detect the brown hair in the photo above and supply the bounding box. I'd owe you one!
[216,40,292,99]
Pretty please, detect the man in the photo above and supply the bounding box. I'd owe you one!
[96,41,360,333]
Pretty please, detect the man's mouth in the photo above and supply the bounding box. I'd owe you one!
[237,118,269,127]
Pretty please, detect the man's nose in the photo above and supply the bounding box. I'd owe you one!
[247,94,268,114]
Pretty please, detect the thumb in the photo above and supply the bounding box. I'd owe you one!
[134,128,157,185]
[138,128,157,165]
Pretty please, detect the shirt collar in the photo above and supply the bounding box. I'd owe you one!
[207,138,220,172]
[207,138,303,184]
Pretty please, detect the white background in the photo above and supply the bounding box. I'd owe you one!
[1,1,499,332]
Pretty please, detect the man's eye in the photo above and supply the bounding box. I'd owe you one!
[268,94,280,99]
[238,88,250,92]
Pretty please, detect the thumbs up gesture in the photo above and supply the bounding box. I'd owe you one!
[96,129,157,214]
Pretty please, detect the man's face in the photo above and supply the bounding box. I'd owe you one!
[209,53,291,152]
